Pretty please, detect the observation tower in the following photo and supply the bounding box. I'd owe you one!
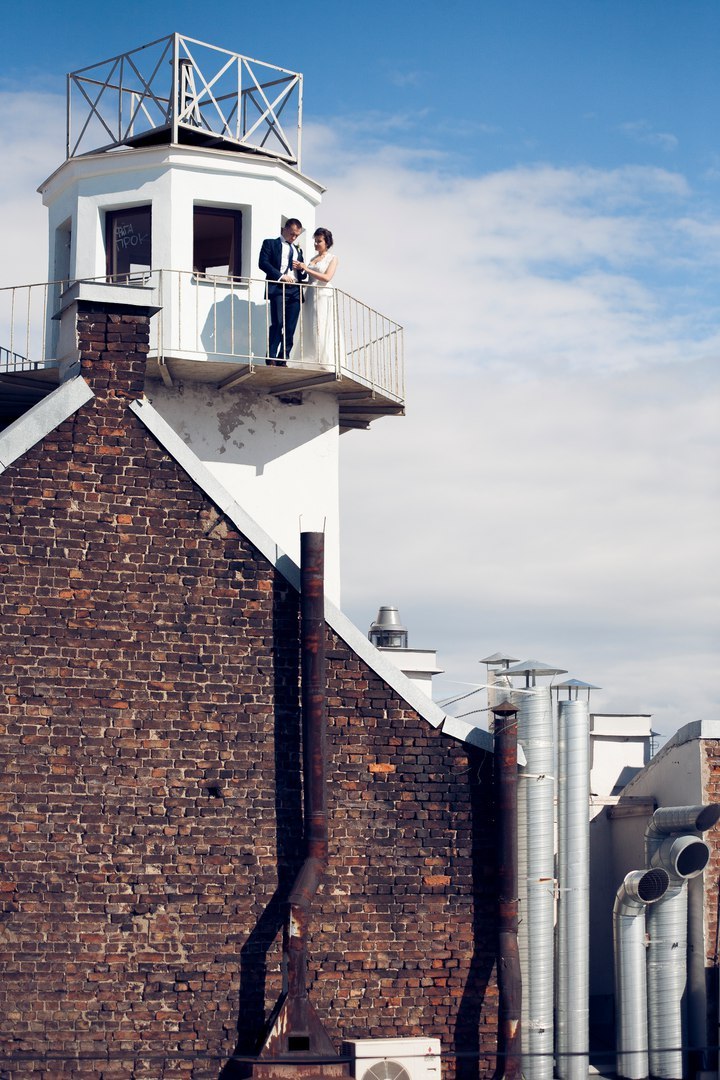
[2,33,405,600]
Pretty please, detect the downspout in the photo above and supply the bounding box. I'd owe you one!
[493,700,522,1080]
[645,805,720,1080]
[614,868,670,1080]
[257,531,342,1065]
[287,530,329,1024]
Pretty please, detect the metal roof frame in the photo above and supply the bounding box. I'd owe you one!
[67,33,303,165]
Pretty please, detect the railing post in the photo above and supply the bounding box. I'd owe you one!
[171,34,180,145]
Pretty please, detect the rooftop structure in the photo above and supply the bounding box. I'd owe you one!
[67,33,303,163]
[0,33,405,600]
[367,605,443,694]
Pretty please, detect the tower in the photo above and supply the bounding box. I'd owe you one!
[37,33,405,602]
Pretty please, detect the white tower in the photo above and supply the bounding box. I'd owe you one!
[38,34,405,602]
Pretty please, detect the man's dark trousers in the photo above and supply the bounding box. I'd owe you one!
[268,283,301,360]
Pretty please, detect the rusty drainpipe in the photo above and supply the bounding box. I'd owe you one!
[256,531,342,1068]
[285,530,329,1025]
[492,700,522,1080]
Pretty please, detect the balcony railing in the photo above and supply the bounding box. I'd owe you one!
[0,273,404,405]
[0,281,55,376]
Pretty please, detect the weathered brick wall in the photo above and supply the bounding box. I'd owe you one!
[0,305,497,1079]
[702,741,720,1070]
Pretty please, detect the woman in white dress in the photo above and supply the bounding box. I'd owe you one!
[294,227,338,370]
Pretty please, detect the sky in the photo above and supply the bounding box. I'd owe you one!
[0,1,718,743]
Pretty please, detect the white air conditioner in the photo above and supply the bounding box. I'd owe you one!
[344,1037,442,1080]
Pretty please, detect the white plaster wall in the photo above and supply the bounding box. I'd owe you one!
[41,145,323,281]
[590,737,648,798]
[146,381,342,603]
[622,737,703,819]
[376,647,443,696]
[40,146,324,358]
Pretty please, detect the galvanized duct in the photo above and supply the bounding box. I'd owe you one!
[555,699,568,1080]
[515,686,555,1080]
[556,700,590,1080]
[646,880,688,1080]
[646,805,720,848]
[644,805,720,1080]
[614,868,670,1080]
[517,728,530,1064]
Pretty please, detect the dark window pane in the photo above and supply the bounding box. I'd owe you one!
[193,208,242,277]
[106,206,152,278]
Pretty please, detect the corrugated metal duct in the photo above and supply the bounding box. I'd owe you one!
[644,805,720,1080]
[614,868,670,1080]
[556,699,590,1080]
[515,686,555,1080]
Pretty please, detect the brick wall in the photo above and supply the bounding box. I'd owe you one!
[702,741,720,1071]
[0,305,497,1079]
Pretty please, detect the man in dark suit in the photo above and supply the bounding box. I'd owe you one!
[258,219,307,365]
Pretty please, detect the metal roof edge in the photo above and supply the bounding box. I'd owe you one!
[0,376,94,474]
[661,718,720,751]
[129,395,484,745]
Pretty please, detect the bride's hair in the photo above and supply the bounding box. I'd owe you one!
[313,227,334,248]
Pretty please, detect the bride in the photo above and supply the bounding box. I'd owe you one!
[294,227,338,370]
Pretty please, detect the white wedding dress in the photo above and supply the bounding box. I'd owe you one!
[302,252,338,371]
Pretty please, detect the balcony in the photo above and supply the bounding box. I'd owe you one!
[0,273,405,431]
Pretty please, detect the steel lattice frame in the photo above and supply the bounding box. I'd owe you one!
[67,33,303,165]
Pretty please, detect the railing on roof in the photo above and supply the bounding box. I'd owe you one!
[0,274,404,404]
[67,33,303,165]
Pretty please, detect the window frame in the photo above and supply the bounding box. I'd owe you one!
[192,206,243,279]
[105,205,152,280]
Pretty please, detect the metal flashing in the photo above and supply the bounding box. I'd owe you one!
[0,377,94,474]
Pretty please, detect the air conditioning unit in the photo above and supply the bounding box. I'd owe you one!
[343,1037,442,1080]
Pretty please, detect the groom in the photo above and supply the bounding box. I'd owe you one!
[259,219,307,365]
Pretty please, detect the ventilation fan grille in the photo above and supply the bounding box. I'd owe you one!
[360,1062,412,1080]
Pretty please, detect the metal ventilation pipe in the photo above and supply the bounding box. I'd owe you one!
[644,805,720,1080]
[515,686,555,1080]
[556,698,569,1080]
[614,868,670,1080]
[256,531,341,1066]
[493,700,522,1080]
[556,700,590,1080]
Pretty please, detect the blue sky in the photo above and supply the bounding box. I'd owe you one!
[4,1,720,178]
[1,1,718,741]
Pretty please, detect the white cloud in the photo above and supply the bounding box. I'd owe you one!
[620,120,679,153]
[0,99,716,744]
[0,92,64,286]
[304,126,719,740]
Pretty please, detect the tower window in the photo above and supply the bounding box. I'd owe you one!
[106,206,152,279]
[193,207,243,277]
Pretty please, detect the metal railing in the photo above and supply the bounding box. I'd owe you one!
[0,274,404,403]
[154,271,404,400]
[67,33,303,164]
[0,281,56,376]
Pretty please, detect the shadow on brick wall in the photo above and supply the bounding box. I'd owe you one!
[220,579,302,1078]
[454,747,496,1080]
